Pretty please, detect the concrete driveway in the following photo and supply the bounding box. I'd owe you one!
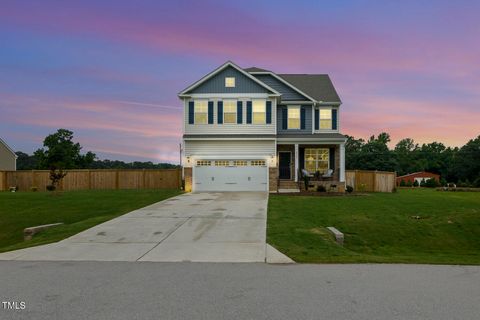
[0,192,292,263]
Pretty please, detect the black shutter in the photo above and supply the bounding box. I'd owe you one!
[266,101,272,124]
[188,101,194,124]
[217,101,223,124]
[300,107,306,130]
[246,101,252,124]
[332,109,337,130]
[315,109,319,130]
[329,147,335,170]
[208,101,214,124]
[237,101,243,124]
[282,108,287,130]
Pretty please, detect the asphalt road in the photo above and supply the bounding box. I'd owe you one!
[0,261,479,320]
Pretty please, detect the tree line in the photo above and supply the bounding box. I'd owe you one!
[346,132,480,186]
[15,129,179,170]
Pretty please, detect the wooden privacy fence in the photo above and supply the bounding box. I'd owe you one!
[0,169,181,192]
[345,170,396,193]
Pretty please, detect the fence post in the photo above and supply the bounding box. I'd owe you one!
[31,170,35,190]
[178,168,182,189]
[373,170,377,192]
[142,169,146,189]
[88,170,92,190]
[2,171,6,191]
[115,170,120,189]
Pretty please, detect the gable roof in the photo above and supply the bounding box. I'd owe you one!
[0,138,17,157]
[278,74,341,103]
[179,61,280,96]
[244,67,271,73]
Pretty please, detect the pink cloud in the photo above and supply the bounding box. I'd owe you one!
[343,96,480,147]
[1,93,182,162]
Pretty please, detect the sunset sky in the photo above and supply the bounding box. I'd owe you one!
[1,0,479,163]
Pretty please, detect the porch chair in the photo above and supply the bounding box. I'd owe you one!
[322,169,334,180]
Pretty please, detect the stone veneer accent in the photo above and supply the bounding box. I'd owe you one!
[184,167,192,192]
[269,167,278,192]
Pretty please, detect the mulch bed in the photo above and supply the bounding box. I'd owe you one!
[273,192,369,197]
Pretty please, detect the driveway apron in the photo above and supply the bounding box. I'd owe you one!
[0,192,268,262]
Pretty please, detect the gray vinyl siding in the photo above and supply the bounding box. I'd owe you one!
[189,66,271,94]
[277,105,312,134]
[253,74,306,101]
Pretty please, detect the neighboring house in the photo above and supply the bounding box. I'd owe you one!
[0,138,17,171]
[396,172,440,186]
[178,61,346,192]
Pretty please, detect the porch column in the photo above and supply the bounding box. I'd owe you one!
[340,143,345,182]
[294,144,299,182]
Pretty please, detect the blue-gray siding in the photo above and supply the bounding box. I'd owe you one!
[189,66,271,94]
[277,105,312,134]
[253,74,307,101]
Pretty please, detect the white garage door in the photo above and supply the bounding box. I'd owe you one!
[193,160,268,192]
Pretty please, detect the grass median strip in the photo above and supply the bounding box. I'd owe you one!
[0,189,181,253]
[267,189,480,264]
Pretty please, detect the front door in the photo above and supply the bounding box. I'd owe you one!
[278,152,291,180]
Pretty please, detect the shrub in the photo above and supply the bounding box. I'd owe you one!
[413,180,419,187]
[346,185,354,193]
[457,180,472,188]
[400,179,406,187]
[46,185,56,191]
[440,178,447,186]
[424,178,438,188]
[316,185,326,192]
[420,179,426,187]
[406,180,413,187]
[474,177,480,188]
[303,175,310,191]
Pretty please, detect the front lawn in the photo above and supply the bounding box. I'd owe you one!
[268,189,480,264]
[0,189,181,253]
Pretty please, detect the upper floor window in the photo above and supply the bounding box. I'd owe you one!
[194,100,208,124]
[253,100,266,124]
[225,77,235,87]
[288,106,300,129]
[223,100,237,124]
[320,109,332,129]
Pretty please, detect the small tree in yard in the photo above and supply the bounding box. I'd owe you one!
[47,167,67,193]
[400,179,406,187]
[413,180,419,187]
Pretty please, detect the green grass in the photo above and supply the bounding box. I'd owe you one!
[267,189,480,264]
[0,189,181,253]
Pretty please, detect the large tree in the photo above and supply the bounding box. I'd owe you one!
[454,135,480,183]
[34,129,96,169]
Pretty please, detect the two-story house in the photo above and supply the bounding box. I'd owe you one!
[179,61,346,192]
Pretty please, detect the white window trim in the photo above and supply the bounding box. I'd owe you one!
[319,107,332,130]
[225,77,235,87]
[194,99,208,125]
[287,105,301,130]
[252,99,266,125]
[304,148,330,173]
[223,100,237,124]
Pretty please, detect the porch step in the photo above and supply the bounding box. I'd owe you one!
[278,180,299,188]
[278,188,300,193]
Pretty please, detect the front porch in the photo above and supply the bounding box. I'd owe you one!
[276,142,345,192]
